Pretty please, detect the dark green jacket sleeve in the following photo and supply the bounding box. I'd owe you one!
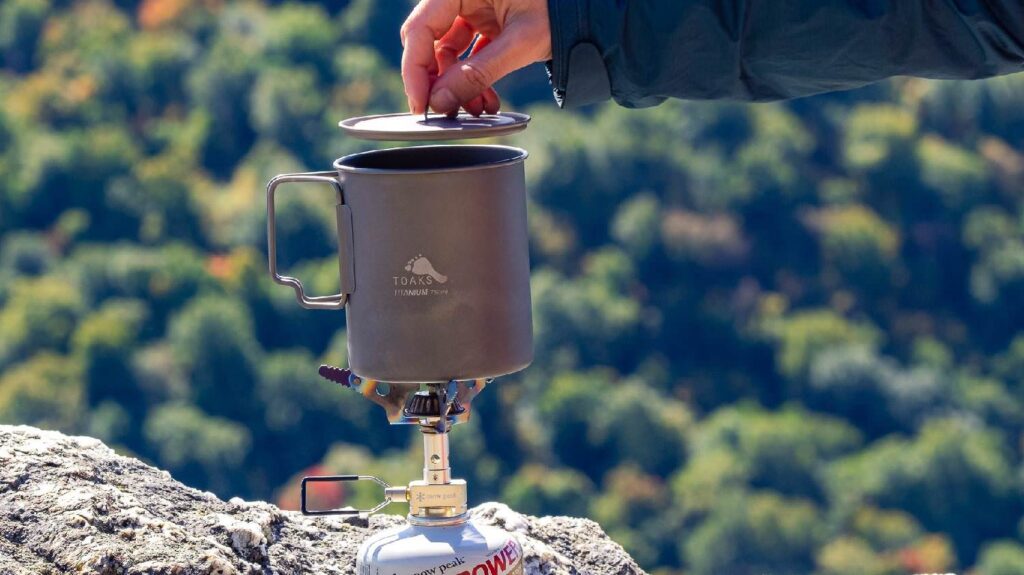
[546,0,1024,107]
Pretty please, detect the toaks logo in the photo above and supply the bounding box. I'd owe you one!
[394,255,449,295]
[400,255,447,284]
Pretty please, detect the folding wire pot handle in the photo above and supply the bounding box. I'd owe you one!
[266,171,354,310]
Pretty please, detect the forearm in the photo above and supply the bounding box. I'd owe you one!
[547,0,1024,107]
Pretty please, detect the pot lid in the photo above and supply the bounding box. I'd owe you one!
[339,112,530,141]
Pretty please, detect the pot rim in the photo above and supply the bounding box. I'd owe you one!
[333,144,528,175]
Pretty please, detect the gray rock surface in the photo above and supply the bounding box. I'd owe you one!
[0,426,644,575]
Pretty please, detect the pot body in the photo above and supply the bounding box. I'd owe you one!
[267,145,533,383]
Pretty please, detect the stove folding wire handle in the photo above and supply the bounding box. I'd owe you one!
[266,171,355,310]
[300,474,396,517]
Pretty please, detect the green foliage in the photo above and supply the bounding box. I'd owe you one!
[332,46,406,116]
[810,204,899,289]
[124,32,196,114]
[843,105,917,172]
[188,35,260,174]
[0,0,49,72]
[250,67,327,164]
[916,135,989,208]
[144,403,251,493]
[977,541,1024,575]
[611,192,661,259]
[537,369,613,473]
[531,249,643,367]
[1,3,1023,573]
[0,352,83,430]
[828,419,1021,563]
[676,405,860,506]
[0,231,54,276]
[764,309,881,380]
[168,296,262,422]
[538,368,691,479]
[337,0,411,65]
[994,335,1024,392]
[0,276,85,369]
[683,491,823,575]
[72,299,146,406]
[590,381,691,476]
[501,464,595,518]
[264,4,337,76]
[591,465,672,567]
[67,243,211,319]
[808,345,948,436]
[952,375,1024,432]
[815,537,896,575]
[849,506,923,551]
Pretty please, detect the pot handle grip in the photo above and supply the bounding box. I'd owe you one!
[267,171,350,310]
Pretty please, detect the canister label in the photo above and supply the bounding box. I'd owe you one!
[357,526,523,575]
[454,539,523,575]
[361,538,522,575]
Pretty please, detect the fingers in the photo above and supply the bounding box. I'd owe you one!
[401,0,460,114]
[469,36,501,115]
[435,17,475,74]
[480,87,501,115]
[428,22,536,115]
[436,18,478,117]
[434,28,501,117]
[461,36,489,117]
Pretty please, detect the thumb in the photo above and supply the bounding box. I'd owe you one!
[428,25,534,114]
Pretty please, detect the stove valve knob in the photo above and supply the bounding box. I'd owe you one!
[385,485,410,501]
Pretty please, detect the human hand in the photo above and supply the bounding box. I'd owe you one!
[400,0,552,116]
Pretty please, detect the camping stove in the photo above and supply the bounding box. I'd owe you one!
[303,366,523,575]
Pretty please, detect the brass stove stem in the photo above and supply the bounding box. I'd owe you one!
[423,428,452,484]
[386,425,468,525]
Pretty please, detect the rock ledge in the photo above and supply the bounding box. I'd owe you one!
[0,425,644,575]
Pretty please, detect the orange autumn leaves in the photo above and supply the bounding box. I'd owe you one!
[139,0,222,29]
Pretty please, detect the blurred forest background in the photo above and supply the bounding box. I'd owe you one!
[2,0,1024,573]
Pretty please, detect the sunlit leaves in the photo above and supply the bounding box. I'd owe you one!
[976,541,1024,575]
[0,0,49,72]
[762,309,882,380]
[0,276,84,370]
[144,402,252,493]
[827,419,1020,561]
[501,464,595,518]
[0,352,83,430]
[843,105,917,172]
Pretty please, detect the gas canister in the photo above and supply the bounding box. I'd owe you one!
[357,523,523,575]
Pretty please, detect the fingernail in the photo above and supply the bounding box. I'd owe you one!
[430,88,458,113]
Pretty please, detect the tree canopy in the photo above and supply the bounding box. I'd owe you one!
[1,1,1024,573]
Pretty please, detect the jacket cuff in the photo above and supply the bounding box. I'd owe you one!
[546,0,613,107]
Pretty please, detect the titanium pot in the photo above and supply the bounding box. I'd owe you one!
[266,145,533,383]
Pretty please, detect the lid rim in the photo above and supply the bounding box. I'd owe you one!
[339,111,530,141]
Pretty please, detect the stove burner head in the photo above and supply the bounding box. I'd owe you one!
[317,364,489,426]
[404,390,466,418]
